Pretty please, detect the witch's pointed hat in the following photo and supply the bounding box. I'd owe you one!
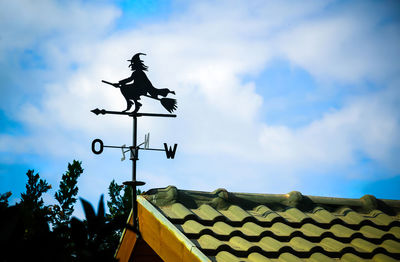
[128,53,146,63]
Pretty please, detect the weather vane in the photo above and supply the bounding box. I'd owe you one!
[91,53,178,233]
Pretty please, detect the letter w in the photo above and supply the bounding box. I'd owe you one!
[164,143,177,159]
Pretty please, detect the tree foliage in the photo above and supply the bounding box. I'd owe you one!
[0,161,126,261]
[20,169,51,213]
[107,179,132,219]
[0,191,11,209]
[1,170,63,261]
[53,160,83,225]
[19,169,53,240]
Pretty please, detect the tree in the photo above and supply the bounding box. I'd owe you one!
[53,160,84,226]
[19,169,53,237]
[0,191,11,209]
[1,163,84,261]
[1,161,131,261]
[106,180,132,247]
[107,179,142,221]
[107,179,132,220]
[20,169,51,212]
[1,170,65,262]
[106,180,142,245]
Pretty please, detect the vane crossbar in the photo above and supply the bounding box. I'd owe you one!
[134,112,176,118]
[139,147,165,151]
[91,108,176,118]
[104,145,130,149]
[103,145,165,151]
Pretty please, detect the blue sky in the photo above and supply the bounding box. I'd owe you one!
[1,0,400,216]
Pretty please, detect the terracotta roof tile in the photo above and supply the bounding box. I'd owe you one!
[142,187,400,261]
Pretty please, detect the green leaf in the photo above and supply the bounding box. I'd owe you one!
[80,197,96,225]
[97,194,105,219]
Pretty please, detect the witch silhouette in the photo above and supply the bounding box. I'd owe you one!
[102,53,176,113]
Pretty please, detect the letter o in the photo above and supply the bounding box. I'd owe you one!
[92,139,104,155]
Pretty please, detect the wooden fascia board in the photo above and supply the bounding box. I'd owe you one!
[138,196,210,262]
[115,211,137,262]
[115,196,209,262]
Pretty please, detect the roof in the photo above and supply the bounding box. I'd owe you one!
[117,186,400,262]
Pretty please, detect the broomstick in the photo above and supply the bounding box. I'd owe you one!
[101,80,177,113]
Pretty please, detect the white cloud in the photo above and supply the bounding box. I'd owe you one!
[0,0,120,58]
[275,2,400,83]
[257,86,400,173]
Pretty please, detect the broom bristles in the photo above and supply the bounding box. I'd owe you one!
[160,98,177,113]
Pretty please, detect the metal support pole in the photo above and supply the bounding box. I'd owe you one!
[132,116,138,230]
[91,107,174,234]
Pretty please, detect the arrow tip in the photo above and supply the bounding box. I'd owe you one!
[91,108,104,115]
[91,108,101,115]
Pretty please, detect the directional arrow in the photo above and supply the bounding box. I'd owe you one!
[91,108,176,118]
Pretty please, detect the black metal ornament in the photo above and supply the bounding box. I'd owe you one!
[90,138,178,160]
[102,53,177,114]
[91,53,178,234]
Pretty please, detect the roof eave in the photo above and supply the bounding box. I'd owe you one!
[116,196,210,262]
